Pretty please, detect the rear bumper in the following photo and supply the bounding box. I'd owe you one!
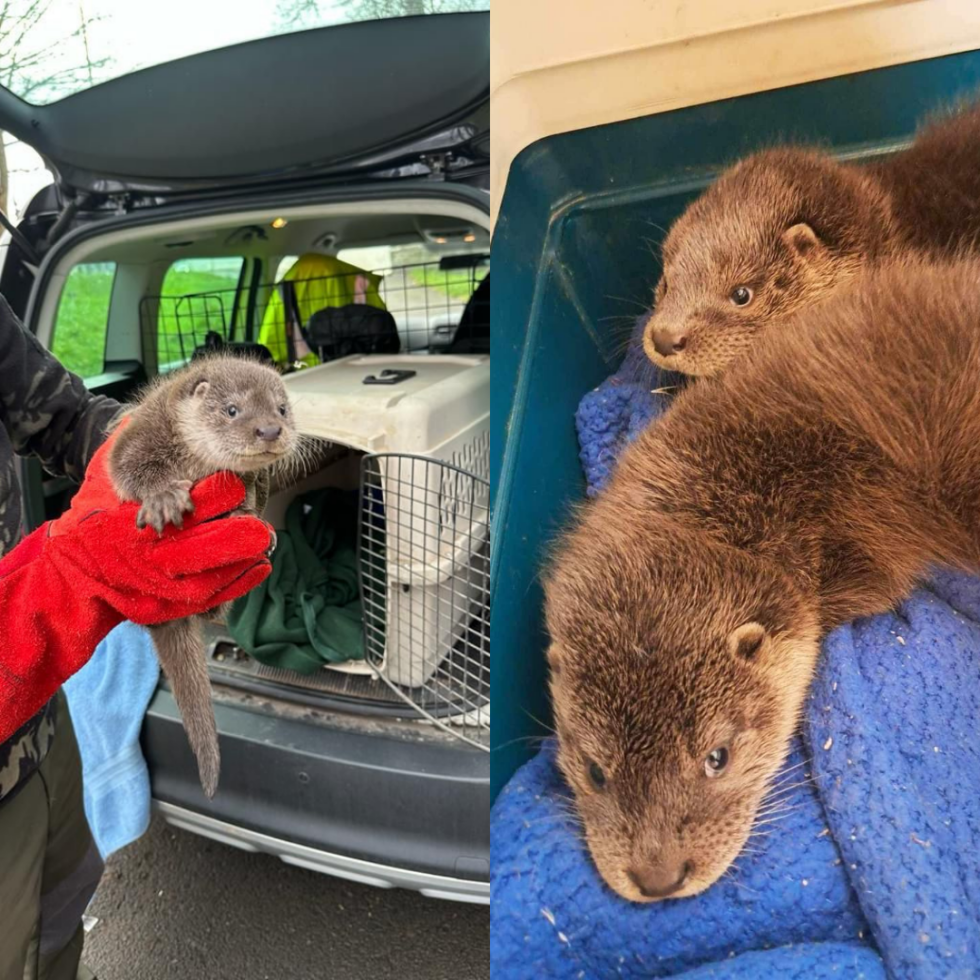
[141,686,489,904]
[154,802,488,904]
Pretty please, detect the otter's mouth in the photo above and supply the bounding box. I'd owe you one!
[233,447,293,470]
[592,821,756,904]
[611,857,728,904]
[642,330,697,376]
[618,868,711,903]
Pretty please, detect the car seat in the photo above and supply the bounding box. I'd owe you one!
[447,273,490,355]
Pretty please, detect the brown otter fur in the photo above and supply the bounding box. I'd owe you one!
[645,102,980,376]
[109,355,300,798]
[547,256,980,902]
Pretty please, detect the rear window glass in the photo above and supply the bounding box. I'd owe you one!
[339,242,489,301]
[161,257,245,297]
[51,262,116,380]
[4,0,490,106]
[274,255,300,282]
[157,257,246,371]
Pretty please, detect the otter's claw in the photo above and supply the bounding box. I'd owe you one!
[137,481,194,534]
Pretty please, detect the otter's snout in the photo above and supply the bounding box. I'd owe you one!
[256,425,283,443]
[628,857,693,900]
[649,325,688,358]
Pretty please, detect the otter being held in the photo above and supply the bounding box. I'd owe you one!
[644,102,980,376]
[546,258,980,903]
[109,355,298,797]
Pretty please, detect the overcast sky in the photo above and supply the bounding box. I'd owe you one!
[18,0,349,99]
[4,0,351,219]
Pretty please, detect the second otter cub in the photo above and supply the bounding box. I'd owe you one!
[644,102,980,376]
[109,355,298,797]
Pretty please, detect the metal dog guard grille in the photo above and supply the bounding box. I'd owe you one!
[139,258,489,374]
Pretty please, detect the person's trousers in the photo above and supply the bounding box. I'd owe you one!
[0,693,103,980]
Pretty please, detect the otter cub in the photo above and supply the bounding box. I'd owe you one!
[644,102,980,376]
[546,257,980,903]
[109,355,298,797]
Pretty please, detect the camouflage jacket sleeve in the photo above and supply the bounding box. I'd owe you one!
[0,294,121,480]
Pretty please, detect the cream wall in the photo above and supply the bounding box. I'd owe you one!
[490,0,980,228]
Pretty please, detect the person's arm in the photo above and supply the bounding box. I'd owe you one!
[0,295,120,480]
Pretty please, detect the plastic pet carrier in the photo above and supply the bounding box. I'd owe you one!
[285,354,491,746]
[491,2,980,796]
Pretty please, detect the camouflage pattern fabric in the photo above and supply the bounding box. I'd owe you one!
[0,692,104,980]
[0,293,120,807]
[0,699,57,805]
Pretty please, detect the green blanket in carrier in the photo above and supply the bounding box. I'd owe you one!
[227,488,364,673]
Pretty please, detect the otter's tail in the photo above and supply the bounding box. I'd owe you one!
[148,618,220,798]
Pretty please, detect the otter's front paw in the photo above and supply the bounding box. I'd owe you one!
[137,481,194,534]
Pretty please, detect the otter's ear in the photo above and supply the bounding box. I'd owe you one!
[781,223,823,260]
[192,380,210,399]
[546,644,563,678]
[728,622,767,661]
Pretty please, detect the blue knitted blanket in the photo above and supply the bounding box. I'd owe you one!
[490,315,980,979]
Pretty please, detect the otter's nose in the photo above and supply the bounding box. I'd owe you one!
[651,329,687,357]
[256,425,282,442]
[628,859,693,899]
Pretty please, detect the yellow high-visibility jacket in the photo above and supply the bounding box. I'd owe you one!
[259,253,387,364]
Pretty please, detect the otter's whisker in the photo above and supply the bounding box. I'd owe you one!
[521,709,557,735]
[603,293,652,312]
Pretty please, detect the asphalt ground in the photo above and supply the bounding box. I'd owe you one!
[83,813,490,980]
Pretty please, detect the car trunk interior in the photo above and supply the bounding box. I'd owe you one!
[26,193,490,741]
[207,442,489,731]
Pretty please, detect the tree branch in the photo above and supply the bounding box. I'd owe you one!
[0,0,112,102]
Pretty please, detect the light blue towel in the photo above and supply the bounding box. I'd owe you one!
[63,621,159,859]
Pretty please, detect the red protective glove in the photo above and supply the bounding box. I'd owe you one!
[0,429,273,741]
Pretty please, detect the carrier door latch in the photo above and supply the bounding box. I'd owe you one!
[363,369,417,386]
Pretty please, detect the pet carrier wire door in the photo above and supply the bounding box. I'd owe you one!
[359,452,490,749]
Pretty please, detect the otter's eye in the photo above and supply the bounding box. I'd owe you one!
[278,404,288,417]
[704,747,729,777]
[588,761,607,790]
[226,405,239,418]
[730,286,753,307]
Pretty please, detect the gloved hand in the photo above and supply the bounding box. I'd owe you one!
[0,428,273,741]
